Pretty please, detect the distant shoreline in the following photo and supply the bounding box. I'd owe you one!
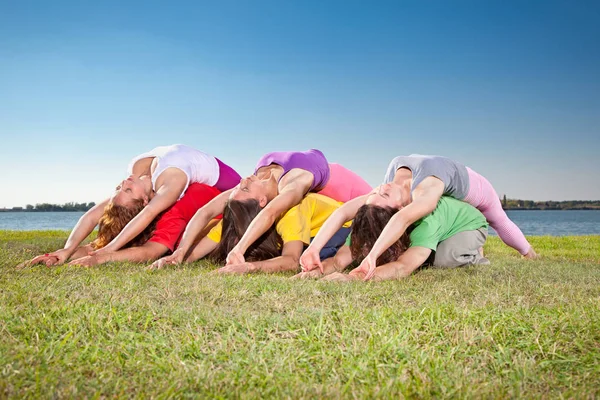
[503,208,600,211]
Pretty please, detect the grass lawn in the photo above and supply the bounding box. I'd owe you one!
[1,231,599,398]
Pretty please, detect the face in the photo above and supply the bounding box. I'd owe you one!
[111,175,152,206]
[230,175,270,205]
[365,183,405,209]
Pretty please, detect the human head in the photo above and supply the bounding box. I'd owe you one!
[364,182,407,210]
[91,199,147,249]
[110,175,153,207]
[209,199,282,263]
[349,204,411,266]
[229,175,275,206]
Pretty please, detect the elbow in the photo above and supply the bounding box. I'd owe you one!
[196,207,214,222]
[281,255,300,272]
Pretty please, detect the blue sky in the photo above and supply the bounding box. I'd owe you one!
[1,0,599,208]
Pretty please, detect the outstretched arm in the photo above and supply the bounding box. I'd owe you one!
[294,245,354,279]
[16,200,109,268]
[184,237,219,263]
[226,183,306,265]
[219,241,304,274]
[65,199,109,253]
[299,194,369,272]
[370,246,431,281]
[174,190,232,260]
[325,246,431,282]
[70,241,169,267]
[97,175,185,253]
[358,177,444,280]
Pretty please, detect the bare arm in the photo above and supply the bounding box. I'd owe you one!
[371,246,432,281]
[329,245,354,273]
[308,195,368,253]
[69,245,94,260]
[69,241,169,266]
[325,246,431,282]
[185,237,220,263]
[248,241,304,273]
[366,177,443,263]
[99,173,185,253]
[232,183,306,259]
[64,199,109,254]
[299,194,368,272]
[100,241,169,263]
[176,189,233,257]
[17,200,109,268]
[219,241,304,274]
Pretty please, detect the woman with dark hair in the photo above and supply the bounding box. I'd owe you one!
[150,193,352,274]
[152,149,371,268]
[20,144,240,267]
[318,196,490,282]
[301,154,537,280]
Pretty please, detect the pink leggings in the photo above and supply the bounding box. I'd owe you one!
[318,163,373,203]
[463,167,531,255]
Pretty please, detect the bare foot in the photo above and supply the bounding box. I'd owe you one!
[524,247,539,259]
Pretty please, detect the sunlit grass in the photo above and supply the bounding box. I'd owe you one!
[1,231,599,398]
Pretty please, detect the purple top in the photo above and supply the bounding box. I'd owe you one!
[254,149,330,192]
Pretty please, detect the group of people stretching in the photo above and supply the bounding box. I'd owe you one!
[19,144,537,281]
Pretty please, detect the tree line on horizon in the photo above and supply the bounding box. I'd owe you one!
[501,195,600,210]
[0,202,96,212]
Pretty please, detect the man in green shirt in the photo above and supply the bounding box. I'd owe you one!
[299,196,489,281]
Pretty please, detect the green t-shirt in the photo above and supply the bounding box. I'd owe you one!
[345,197,488,250]
[408,197,488,250]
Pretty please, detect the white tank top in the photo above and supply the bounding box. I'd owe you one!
[127,144,220,199]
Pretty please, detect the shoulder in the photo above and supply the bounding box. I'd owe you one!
[279,169,313,192]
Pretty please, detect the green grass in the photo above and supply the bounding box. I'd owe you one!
[1,231,599,398]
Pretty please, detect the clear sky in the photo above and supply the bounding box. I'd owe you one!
[1,0,599,208]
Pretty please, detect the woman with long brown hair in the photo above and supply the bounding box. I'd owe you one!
[151,149,371,269]
[301,154,537,280]
[316,196,490,282]
[150,193,352,274]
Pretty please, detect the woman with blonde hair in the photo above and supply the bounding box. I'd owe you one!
[19,144,240,267]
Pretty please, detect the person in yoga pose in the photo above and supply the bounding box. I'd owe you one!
[150,193,352,274]
[151,149,371,269]
[300,154,537,280]
[311,196,490,281]
[18,144,240,267]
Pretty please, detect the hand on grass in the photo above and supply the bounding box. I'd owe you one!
[320,272,359,282]
[225,246,245,266]
[148,250,185,270]
[69,254,100,267]
[16,248,71,269]
[353,255,377,281]
[291,269,323,280]
[299,247,323,272]
[348,267,367,281]
[217,262,255,275]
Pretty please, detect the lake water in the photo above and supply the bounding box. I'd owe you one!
[0,211,85,231]
[490,210,600,236]
[0,210,599,236]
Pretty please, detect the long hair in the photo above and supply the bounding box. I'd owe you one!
[209,199,283,263]
[92,199,152,250]
[349,205,411,266]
